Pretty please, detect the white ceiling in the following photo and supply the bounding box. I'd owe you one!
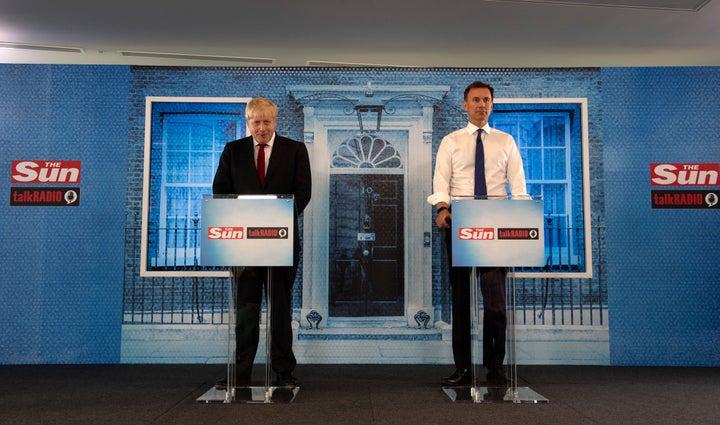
[1,0,719,67]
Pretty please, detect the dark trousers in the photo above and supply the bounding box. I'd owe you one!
[445,229,507,371]
[233,266,297,378]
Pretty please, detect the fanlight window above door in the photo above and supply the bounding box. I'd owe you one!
[331,134,402,169]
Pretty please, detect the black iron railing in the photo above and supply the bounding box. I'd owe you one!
[123,220,607,326]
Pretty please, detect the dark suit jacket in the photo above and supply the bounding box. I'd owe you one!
[212,134,312,263]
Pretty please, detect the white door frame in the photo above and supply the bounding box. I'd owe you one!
[289,84,448,329]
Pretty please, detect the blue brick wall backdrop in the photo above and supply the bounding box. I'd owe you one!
[0,64,717,366]
[123,67,608,365]
[0,65,130,363]
[602,67,720,366]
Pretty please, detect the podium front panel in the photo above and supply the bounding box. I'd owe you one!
[200,195,294,267]
[451,199,544,267]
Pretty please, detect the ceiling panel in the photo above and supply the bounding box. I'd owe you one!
[484,0,711,11]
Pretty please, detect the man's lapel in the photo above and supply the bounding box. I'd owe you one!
[264,136,284,183]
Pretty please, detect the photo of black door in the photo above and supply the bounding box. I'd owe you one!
[329,174,404,317]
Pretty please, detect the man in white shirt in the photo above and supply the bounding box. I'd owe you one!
[428,81,527,386]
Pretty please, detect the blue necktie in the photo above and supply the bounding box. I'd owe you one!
[474,129,487,198]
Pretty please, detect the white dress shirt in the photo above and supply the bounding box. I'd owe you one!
[427,123,527,206]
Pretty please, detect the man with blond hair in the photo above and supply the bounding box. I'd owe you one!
[213,97,312,388]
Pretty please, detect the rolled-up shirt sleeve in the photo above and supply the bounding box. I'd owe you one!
[427,134,453,206]
[505,138,529,199]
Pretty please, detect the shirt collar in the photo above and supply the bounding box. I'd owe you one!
[466,122,490,135]
[253,133,276,149]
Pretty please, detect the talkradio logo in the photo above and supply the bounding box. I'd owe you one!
[10,187,80,206]
[208,227,244,239]
[498,228,540,240]
[11,160,82,183]
[652,190,719,209]
[247,227,289,239]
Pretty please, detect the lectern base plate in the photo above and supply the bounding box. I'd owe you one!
[443,385,549,403]
[196,386,299,404]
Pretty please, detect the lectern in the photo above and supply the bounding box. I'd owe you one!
[196,194,298,403]
[443,195,549,403]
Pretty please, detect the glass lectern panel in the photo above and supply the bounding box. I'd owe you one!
[196,194,298,403]
[445,195,549,403]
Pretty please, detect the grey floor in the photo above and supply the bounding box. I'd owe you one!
[1,364,718,424]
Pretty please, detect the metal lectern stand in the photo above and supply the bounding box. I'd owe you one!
[196,194,298,404]
[442,196,549,404]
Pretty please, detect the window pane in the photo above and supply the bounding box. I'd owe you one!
[523,148,543,180]
[544,148,567,180]
[166,121,191,151]
[543,116,566,147]
[189,152,214,184]
[519,117,542,147]
[216,120,240,151]
[190,123,214,151]
[166,152,188,183]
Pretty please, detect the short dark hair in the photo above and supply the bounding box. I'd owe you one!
[464,81,494,100]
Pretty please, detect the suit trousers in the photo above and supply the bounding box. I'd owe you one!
[233,266,297,377]
[445,229,507,371]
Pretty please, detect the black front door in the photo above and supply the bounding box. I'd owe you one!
[329,174,404,317]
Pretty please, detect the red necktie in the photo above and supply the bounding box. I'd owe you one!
[257,144,266,186]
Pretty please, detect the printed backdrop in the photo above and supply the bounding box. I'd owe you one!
[0,65,717,366]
